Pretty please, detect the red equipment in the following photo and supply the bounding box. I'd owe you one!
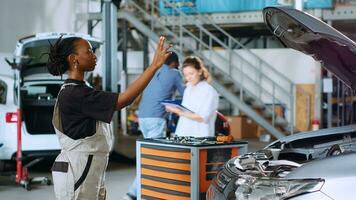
[4,49,51,190]
[7,108,51,190]
[215,111,231,136]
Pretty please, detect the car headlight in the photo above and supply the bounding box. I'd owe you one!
[235,175,324,200]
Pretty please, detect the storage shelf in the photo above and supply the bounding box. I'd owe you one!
[323,5,356,21]
[158,6,356,27]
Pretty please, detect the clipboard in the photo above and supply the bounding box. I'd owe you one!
[161,100,193,113]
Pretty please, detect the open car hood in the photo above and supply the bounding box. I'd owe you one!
[263,6,356,89]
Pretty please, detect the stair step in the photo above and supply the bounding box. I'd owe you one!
[183,49,194,55]
[250,99,265,110]
[212,71,225,79]
[157,31,175,39]
[261,108,273,118]
[275,116,288,127]
[243,95,254,103]
[222,80,234,88]
[212,72,236,87]
[231,86,242,94]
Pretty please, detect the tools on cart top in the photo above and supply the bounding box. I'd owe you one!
[149,135,239,146]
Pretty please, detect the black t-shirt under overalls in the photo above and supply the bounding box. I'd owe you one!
[57,79,118,140]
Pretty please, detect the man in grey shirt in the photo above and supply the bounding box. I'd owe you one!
[125,52,185,200]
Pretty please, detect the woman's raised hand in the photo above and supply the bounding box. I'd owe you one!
[151,36,173,69]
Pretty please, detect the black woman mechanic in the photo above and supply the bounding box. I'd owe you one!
[46,35,172,200]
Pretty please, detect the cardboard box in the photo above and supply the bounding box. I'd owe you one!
[227,115,258,140]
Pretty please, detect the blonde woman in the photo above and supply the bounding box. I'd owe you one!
[166,56,219,137]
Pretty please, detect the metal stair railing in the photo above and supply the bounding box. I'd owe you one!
[81,0,300,137]
[157,3,293,86]
[150,0,297,134]
[122,0,292,137]
[158,0,294,94]
[158,0,314,135]
[122,0,286,137]
[121,0,293,137]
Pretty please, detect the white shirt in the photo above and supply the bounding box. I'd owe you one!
[175,81,219,137]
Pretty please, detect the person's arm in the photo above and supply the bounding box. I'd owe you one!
[165,106,204,122]
[166,85,219,123]
[174,73,185,95]
[197,89,219,123]
[116,37,172,109]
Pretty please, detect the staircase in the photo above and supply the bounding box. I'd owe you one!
[119,0,303,139]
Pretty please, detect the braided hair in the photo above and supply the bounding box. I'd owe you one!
[46,36,82,76]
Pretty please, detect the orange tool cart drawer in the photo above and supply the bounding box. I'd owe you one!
[136,138,248,200]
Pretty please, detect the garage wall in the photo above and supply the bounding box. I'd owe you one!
[202,48,319,85]
[0,0,88,53]
[250,48,319,84]
[0,53,13,76]
[116,48,320,84]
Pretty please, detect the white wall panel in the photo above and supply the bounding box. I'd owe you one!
[0,0,87,52]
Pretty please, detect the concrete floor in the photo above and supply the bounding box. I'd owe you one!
[0,156,136,199]
[0,139,267,199]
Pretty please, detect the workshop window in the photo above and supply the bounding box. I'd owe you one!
[0,80,7,104]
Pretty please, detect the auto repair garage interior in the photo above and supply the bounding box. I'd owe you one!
[1,0,356,199]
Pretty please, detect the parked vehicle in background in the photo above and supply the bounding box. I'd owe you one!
[0,32,101,170]
[207,6,356,200]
